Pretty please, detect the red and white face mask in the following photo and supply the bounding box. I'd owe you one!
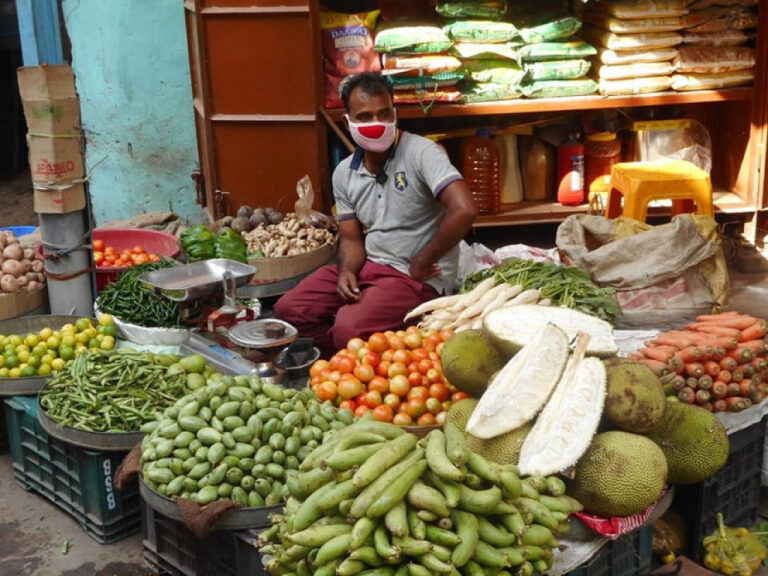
[345,112,397,153]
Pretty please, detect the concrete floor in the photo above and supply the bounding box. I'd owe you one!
[0,453,146,576]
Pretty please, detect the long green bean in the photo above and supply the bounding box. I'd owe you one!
[461,257,621,323]
[39,348,188,432]
[98,260,182,328]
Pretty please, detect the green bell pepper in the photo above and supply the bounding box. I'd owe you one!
[180,225,216,262]
[214,228,248,263]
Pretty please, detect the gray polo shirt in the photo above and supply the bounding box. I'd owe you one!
[333,131,464,293]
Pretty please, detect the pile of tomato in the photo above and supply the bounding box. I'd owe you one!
[93,239,162,268]
[309,326,468,426]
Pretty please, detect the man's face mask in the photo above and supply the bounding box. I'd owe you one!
[346,111,397,153]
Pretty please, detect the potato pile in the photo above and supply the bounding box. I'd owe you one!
[0,230,45,294]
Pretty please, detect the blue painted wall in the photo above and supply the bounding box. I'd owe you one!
[61,0,205,225]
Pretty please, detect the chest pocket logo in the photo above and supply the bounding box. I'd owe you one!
[394,171,408,191]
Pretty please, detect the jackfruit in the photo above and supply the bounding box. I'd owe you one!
[467,424,532,466]
[519,334,607,476]
[603,359,666,433]
[466,323,570,439]
[645,402,729,484]
[440,330,504,398]
[567,431,668,517]
[447,398,531,465]
[446,398,479,432]
[483,305,619,358]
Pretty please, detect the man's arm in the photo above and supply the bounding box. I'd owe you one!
[337,218,367,302]
[409,180,478,282]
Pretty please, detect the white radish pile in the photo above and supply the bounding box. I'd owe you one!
[404,278,548,333]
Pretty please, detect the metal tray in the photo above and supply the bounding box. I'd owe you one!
[139,478,282,530]
[37,394,143,451]
[0,315,92,397]
[139,259,257,302]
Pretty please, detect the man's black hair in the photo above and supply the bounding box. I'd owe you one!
[340,73,393,111]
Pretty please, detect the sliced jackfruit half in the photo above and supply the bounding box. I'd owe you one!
[483,304,618,358]
[466,323,569,439]
[518,333,607,476]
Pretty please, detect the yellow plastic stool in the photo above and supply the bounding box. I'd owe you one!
[604,160,713,222]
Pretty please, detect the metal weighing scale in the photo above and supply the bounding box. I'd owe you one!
[139,259,315,384]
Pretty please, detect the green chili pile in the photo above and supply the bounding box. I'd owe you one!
[98,260,183,328]
[40,349,189,432]
[461,257,622,323]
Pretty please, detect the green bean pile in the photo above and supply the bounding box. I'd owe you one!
[98,260,183,328]
[40,349,189,432]
[461,257,622,323]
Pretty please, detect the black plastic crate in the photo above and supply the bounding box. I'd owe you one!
[141,500,265,576]
[566,525,653,576]
[4,395,141,544]
[672,416,765,560]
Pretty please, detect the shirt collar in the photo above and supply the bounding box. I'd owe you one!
[349,130,403,172]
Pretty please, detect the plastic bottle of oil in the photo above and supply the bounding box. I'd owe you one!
[459,129,501,215]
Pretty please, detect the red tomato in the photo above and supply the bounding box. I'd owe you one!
[408,371,422,387]
[403,331,423,350]
[380,349,394,363]
[407,386,430,403]
[388,362,408,378]
[346,337,366,354]
[315,381,337,402]
[417,413,437,426]
[337,356,357,375]
[368,376,389,395]
[376,361,391,378]
[148,253,161,262]
[93,251,104,265]
[353,363,375,383]
[429,382,450,402]
[361,350,380,368]
[132,245,146,255]
[426,368,442,384]
[329,355,343,371]
[363,390,382,408]
[383,393,401,411]
[337,377,364,400]
[372,404,394,423]
[392,413,413,426]
[425,397,442,415]
[451,391,470,403]
[388,334,406,350]
[368,332,389,353]
[404,399,425,419]
[389,374,410,397]
[392,349,412,365]
[417,359,433,375]
[339,399,356,412]
[310,359,330,378]
[438,329,455,343]
[354,405,371,418]
[92,239,105,251]
[411,348,430,363]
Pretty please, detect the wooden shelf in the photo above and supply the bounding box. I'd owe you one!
[325,88,753,121]
[472,188,756,227]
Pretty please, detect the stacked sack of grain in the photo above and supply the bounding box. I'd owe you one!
[671,0,758,91]
[374,18,463,107]
[438,0,523,103]
[511,3,599,98]
[579,0,686,96]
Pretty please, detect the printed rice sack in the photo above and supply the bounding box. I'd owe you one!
[597,47,678,65]
[599,76,674,96]
[517,41,597,62]
[320,10,381,109]
[444,20,518,43]
[436,0,508,19]
[674,46,755,73]
[524,59,591,81]
[375,25,454,53]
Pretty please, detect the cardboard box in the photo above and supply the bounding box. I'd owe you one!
[249,240,337,283]
[27,134,84,184]
[0,286,49,321]
[33,183,87,214]
[17,66,81,136]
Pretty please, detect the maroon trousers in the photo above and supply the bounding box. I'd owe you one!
[273,260,439,357]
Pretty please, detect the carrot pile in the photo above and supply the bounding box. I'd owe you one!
[629,311,768,413]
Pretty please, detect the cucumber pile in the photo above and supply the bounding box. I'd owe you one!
[259,419,582,575]
[140,375,354,507]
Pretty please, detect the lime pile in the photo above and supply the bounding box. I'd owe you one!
[0,315,117,378]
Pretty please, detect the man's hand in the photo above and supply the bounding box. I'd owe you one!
[337,270,361,302]
[409,257,441,282]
